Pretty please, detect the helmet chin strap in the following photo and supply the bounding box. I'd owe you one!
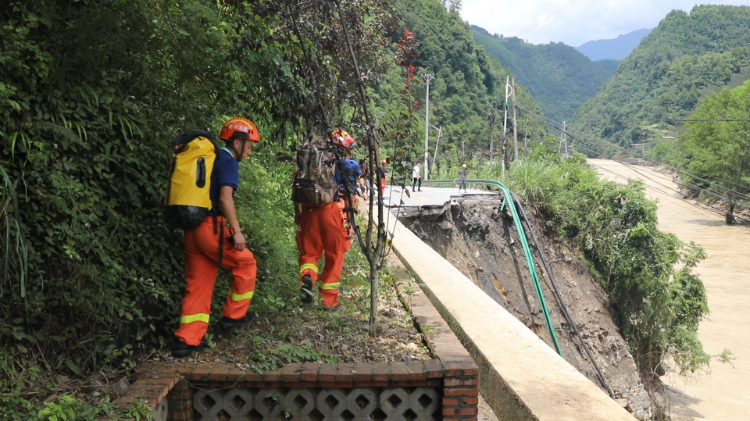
[228,138,247,162]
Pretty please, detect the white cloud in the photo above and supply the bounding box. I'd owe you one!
[461,0,750,46]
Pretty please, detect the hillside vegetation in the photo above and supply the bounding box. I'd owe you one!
[572,5,750,152]
[651,80,750,218]
[471,26,617,122]
[0,0,405,414]
[382,0,547,169]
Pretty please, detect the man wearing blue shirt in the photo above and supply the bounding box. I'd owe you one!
[174,117,260,358]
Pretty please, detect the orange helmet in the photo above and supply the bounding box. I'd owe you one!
[219,117,260,142]
[331,129,355,149]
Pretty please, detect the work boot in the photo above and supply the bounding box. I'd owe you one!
[322,303,340,312]
[172,338,211,358]
[220,311,255,328]
[300,275,314,304]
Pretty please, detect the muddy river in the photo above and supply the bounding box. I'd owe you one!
[589,159,750,421]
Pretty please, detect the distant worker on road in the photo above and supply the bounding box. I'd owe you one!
[412,162,422,192]
[458,164,468,193]
[377,159,389,195]
[358,159,370,198]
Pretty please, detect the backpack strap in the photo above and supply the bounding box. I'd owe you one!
[213,214,225,269]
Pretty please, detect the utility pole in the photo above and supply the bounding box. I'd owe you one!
[512,77,518,161]
[502,75,511,180]
[488,110,495,165]
[430,125,442,175]
[524,118,529,157]
[421,74,434,180]
[558,121,569,157]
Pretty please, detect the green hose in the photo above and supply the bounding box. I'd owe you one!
[421,179,563,356]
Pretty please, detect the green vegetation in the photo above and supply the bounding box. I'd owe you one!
[472,26,618,122]
[501,154,709,375]
[573,5,750,151]
[381,0,547,168]
[650,80,750,217]
[0,0,398,414]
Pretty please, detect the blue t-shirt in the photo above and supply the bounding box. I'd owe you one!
[334,158,362,201]
[210,148,239,216]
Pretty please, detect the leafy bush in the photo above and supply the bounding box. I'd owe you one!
[0,0,395,400]
[572,5,750,149]
[505,155,709,374]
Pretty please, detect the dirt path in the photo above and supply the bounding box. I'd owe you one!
[589,159,750,421]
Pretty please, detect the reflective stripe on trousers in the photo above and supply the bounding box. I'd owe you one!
[296,202,347,309]
[175,216,257,346]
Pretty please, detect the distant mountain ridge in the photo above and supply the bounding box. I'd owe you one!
[576,28,653,61]
[572,5,750,152]
[471,25,618,122]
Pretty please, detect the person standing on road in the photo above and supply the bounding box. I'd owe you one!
[173,117,260,358]
[458,164,468,193]
[412,162,422,192]
[358,159,371,199]
[377,160,389,195]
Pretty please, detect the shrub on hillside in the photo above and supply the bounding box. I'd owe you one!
[506,155,709,375]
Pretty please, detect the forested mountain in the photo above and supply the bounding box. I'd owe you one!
[471,26,618,122]
[375,0,547,166]
[576,28,652,61]
[572,5,750,152]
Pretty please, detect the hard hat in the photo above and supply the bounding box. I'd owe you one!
[462,164,467,168]
[219,117,260,142]
[331,129,355,149]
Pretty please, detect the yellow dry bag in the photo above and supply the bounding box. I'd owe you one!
[164,130,219,229]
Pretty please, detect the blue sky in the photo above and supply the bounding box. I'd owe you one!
[461,0,750,47]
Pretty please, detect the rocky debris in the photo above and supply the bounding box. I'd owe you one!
[401,195,655,420]
[110,377,130,394]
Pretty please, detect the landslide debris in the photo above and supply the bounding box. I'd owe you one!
[400,196,654,420]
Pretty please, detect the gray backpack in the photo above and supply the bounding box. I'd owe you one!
[292,139,338,206]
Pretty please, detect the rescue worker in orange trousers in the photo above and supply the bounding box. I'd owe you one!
[296,130,361,310]
[173,117,260,358]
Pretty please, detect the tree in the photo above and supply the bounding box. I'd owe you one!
[678,80,750,220]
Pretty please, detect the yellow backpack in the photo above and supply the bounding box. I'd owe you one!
[164,130,219,229]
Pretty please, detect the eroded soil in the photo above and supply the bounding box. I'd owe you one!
[400,196,654,420]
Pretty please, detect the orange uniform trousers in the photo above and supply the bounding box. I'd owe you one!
[175,216,257,346]
[296,202,348,309]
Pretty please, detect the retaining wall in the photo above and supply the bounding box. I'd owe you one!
[386,207,636,421]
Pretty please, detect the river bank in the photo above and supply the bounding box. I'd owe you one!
[589,159,750,421]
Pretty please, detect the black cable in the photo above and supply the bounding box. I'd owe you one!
[551,123,750,204]
[512,192,615,399]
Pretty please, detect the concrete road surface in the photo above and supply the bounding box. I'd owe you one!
[382,185,495,208]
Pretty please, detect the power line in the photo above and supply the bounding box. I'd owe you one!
[547,112,750,123]
[588,159,750,224]
[527,108,750,206]
[399,3,750,207]
[515,0,583,38]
